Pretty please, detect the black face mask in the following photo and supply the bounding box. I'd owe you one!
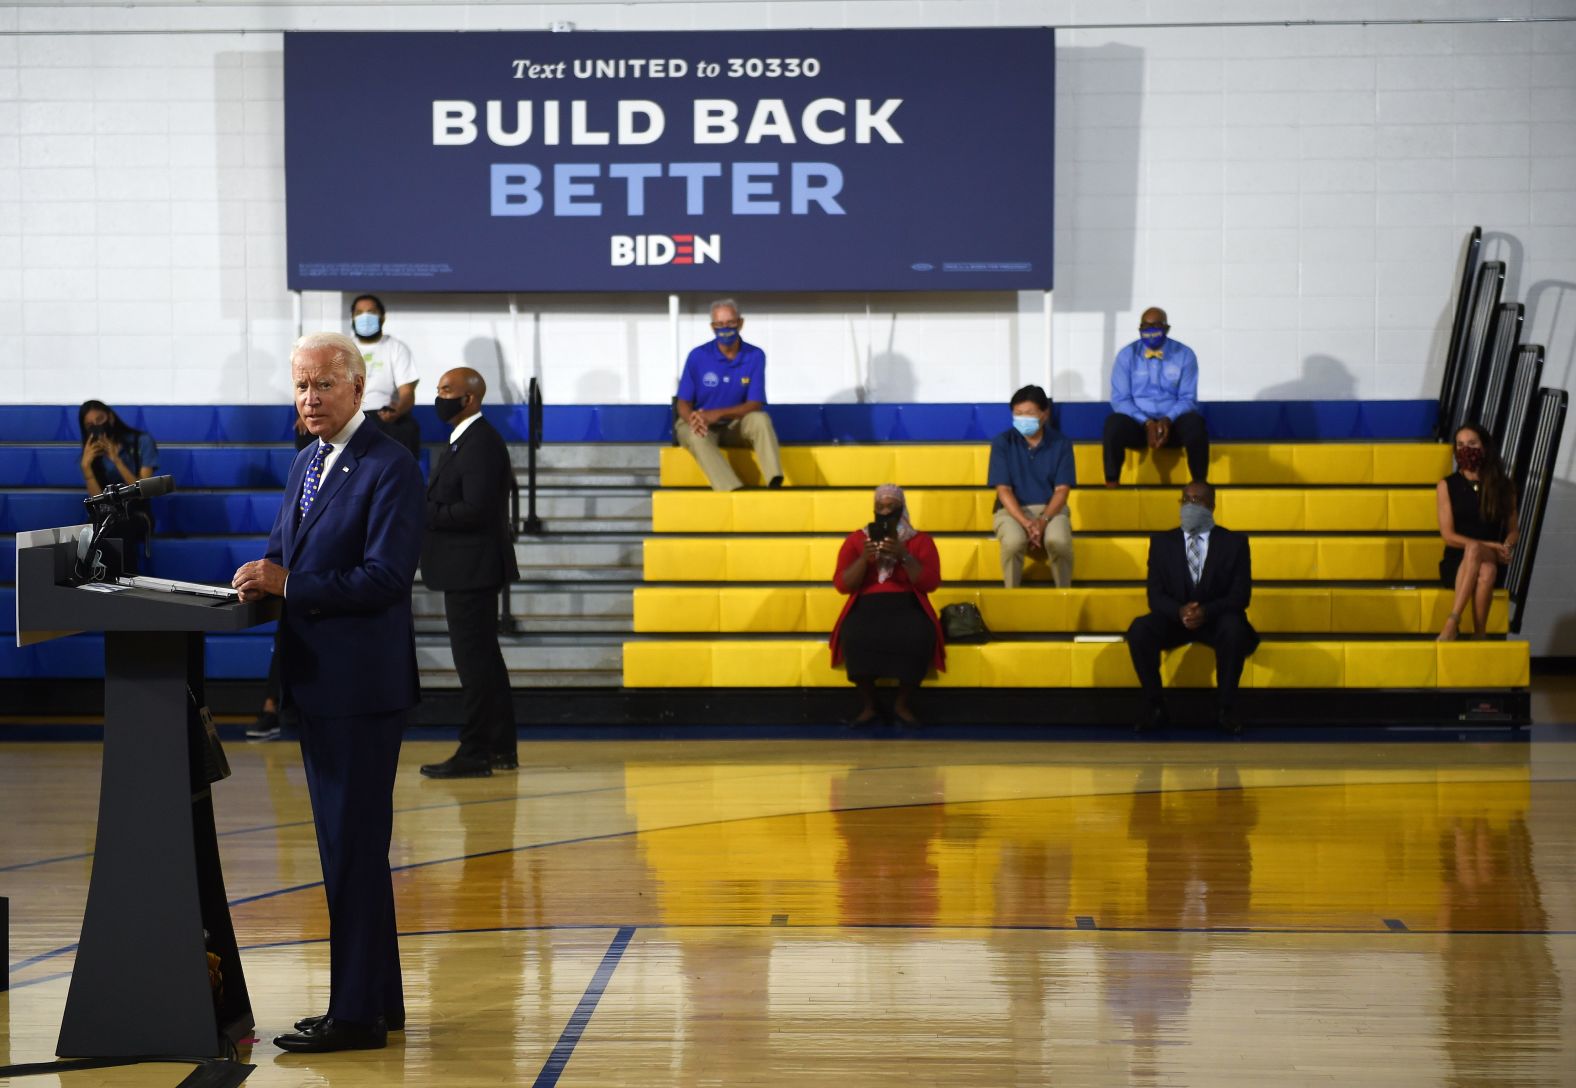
[434,395,467,423]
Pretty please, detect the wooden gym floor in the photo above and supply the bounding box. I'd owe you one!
[4,706,1576,1085]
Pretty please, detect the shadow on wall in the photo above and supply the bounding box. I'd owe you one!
[1052,43,1143,389]
[1257,355,1359,401]
[463,337,508,398]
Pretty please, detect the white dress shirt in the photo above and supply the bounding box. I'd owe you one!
[283,411,367,598]
[447,411,483,447]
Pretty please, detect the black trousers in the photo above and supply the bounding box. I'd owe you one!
[368,411,421,460]
[445,588,517,760]
[1103,410,1210,483]
[1125,610,1259,710]
[298,709,405,1024]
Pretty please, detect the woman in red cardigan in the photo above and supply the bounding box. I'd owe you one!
[829,484,945,725]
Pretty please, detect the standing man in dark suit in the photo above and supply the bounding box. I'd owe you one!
[418,367,520,779]
[232,331,424,1053]
[1126,481,1259,734]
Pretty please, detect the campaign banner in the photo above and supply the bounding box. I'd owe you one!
[283,28,1054,293]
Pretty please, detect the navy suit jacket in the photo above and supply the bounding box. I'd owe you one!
[265,419,425,718]
[1145,525,1254,625]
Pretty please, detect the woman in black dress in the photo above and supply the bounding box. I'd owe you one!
[829,484,945,725]
[1436,423,1518,640]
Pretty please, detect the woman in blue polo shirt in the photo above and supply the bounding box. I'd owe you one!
[78,399,160,573]
[829,484,945,726]
[988,384,1076,588]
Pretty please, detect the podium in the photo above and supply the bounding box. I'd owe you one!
[14,525,280,1058]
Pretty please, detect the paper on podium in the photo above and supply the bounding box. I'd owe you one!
[116,576,240,601]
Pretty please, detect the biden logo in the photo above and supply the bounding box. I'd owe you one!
[611,233,721,267]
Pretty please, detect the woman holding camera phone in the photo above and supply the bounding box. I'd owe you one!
[829,484,945,725]
[79,399,160,573]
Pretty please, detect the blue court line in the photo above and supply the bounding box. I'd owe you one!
[532,926,636,1088]
[8,773,1564,976]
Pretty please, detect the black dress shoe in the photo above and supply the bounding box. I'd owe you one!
[294,1012,404,1032]
[274,1017,387,1053]
[420,755,492,779]
[490,754,519,772]
[1134,705,1170,734]
[768,475,784,488]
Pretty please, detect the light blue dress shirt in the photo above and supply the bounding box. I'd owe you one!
[1110,338,1199,423]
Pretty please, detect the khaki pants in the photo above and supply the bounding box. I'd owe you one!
[993,504,1073,588]
[674,410,783,492]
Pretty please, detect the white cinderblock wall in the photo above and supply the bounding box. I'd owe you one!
[3,0,1575,653]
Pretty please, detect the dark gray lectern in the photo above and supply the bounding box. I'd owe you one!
[14,525,279,1058]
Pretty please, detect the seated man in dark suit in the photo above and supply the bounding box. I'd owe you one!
[232,330,425,1052]
[1126,481,1259,734]
[419,367,520,779]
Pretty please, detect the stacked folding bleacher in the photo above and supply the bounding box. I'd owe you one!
[624,433,1532,725]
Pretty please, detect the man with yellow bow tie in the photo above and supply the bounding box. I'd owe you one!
[1101,306,1209,487]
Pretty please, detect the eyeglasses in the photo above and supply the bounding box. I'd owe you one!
[710,322,741,329]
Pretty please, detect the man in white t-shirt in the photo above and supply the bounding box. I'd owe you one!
[351,294,421,458]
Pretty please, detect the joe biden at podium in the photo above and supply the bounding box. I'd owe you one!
[232,330,424,1053]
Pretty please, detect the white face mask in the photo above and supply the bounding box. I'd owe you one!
[352,312,382,338]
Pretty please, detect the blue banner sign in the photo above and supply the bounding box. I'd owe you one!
[283,28,1054,292]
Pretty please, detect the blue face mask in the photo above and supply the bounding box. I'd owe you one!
[1012,415,1042,438]
[714,326,739,345]
[353,312,381,338]
[1180,503,1214,534]
[1140,325,1167,349]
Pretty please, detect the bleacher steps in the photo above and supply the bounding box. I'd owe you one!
[523,488,652,533]
[514,534,644,574]
[416,633,622,688]
[413,583,634,636]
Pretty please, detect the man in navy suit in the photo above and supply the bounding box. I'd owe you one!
[233,331,424,1053]
[1126,481,1259,735]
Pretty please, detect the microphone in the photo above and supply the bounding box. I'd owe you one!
[133,474,176,500]
[86,474,176,506]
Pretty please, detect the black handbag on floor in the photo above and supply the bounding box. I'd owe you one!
[939,602,990,643]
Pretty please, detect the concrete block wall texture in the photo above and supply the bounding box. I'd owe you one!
[1,0,1574,653]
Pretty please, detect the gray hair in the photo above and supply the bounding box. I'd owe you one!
[708,297,742,320]
[291,331,366,379]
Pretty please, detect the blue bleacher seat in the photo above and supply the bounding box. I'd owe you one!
[0,633,274,680]
[2,401,1438,447]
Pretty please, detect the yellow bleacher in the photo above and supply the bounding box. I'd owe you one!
[624,639,1530,689]
[628,438,1528,699]
[658,442,1452,488]
[633,586,1508,636]
[652,487,1439,533]
[643,535,1449,582]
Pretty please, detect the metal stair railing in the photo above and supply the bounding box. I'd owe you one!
[1446,259,1507,439]
[1437,226,1483,439]
[1507,387,1568,635]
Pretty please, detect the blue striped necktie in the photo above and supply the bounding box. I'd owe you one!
[297,442,332,523]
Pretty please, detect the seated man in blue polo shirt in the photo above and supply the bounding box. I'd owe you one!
[988,385,1076,588]
[1102,306,1209,486]
[674,297,784,492]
